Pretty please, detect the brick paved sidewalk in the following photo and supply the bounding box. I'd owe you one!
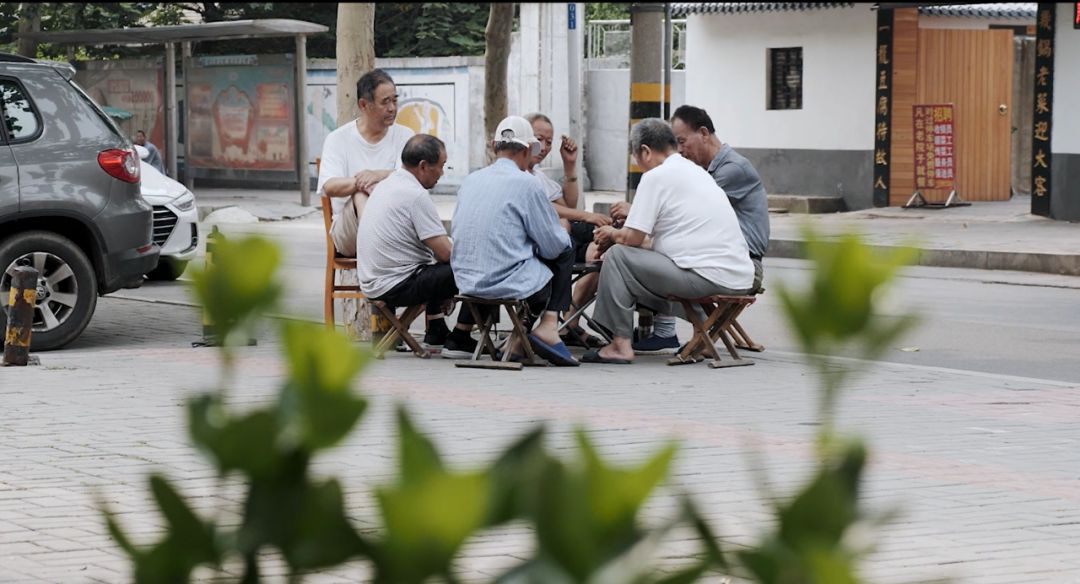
[2,297,1079,583]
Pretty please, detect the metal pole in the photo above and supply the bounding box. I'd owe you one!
[2,266,38,366]
[663,2,672,120]
[627,3,666,203]
[295,35,311,207]
[164,42,178,179]
[182,41,194,192]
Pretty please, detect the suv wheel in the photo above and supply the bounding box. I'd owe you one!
[0,231,98,351]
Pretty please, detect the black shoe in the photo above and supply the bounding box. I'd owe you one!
[423,319,450,349]
[441,330,478,359]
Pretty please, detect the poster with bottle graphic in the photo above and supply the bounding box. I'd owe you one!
[186,55,295,170]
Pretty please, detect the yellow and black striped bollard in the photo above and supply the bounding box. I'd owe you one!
[3,266,40,366]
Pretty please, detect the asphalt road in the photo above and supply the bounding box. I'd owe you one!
[114,216,1080,384]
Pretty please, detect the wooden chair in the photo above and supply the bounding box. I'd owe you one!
[321,194,365,329]
[370,300,429,359]
[453,296,546,371]
[667,294,757,369]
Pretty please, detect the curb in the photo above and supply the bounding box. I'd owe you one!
[769,238,1080,277]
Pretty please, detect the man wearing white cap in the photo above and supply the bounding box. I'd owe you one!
[450,115,579,366]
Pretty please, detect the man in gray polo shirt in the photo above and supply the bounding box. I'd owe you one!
[617,106,770,354]
[356,134,476,358]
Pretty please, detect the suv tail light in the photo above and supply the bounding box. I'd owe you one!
[98,148,140,184]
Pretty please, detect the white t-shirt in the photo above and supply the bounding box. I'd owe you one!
[624,153,755,290]
[317,121,415,217]
[530,168,563,202]
[356,169,447,298]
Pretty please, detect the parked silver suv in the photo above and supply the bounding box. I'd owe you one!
[0,54,158,350]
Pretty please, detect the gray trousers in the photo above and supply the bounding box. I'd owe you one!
[592,245,755,339]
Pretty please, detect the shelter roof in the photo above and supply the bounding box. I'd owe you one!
[17,19,327,46]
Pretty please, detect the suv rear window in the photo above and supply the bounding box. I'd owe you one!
[0,79,41,142]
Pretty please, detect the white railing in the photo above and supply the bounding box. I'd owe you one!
[585,19,686,70]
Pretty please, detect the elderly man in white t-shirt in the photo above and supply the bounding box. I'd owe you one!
[356,134,478,358]
[318,69,415,257]
[582,118,756,365]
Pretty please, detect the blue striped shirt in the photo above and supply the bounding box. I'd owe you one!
[451,158,572,299]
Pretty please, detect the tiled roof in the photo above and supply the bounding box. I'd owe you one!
[671,3,855,17]
[673,3,1036,19]
[918,3,1036,19]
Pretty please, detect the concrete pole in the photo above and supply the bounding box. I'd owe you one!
[181,41,194,191]
[627,3,666,202]
[164,42,178,179]
[294,35,310,207]
[567,2,588,207]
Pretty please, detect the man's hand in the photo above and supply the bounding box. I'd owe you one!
[585,212,613,227]
[609,201,631,222]
[594,225,617,253]
[559,135,578,166]
[353,170,382,194]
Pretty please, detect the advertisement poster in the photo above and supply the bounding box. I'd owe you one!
[76,65,165,159]
[913,104,955,190]
[186,57,295,171]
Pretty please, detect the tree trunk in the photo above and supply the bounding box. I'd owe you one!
[484,3,515,164]
[335,2,376,342]
[16,3,40,58]
[336,3,375,127]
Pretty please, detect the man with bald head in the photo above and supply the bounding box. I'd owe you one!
[356,133,476,358]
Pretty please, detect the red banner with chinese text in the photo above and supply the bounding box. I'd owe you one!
[913,104,956,190]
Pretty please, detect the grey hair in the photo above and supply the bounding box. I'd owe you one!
[525,112,552,126]
[630,118,677,156]
[401,134,445,168]
[494,141,529,156]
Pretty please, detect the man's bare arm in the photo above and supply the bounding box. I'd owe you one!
[322,169,394,198]
[423,235,452,264]
[552,199,612,226]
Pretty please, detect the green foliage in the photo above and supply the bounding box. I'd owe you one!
[586,3,632,22]
[105,230,920,583]
[375,3,490,58]
[776,224,920,433]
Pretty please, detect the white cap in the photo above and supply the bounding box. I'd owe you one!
[494,116,540,153]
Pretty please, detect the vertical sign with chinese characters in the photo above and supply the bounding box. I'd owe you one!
[913,104,956,190]
[873,9,894,207]
[1032,3,1054,216]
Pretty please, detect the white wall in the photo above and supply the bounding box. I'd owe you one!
[684,5,877,151]
[585,70,686,192]
[1052,3,1080,154]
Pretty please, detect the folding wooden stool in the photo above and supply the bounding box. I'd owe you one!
[453,296,547,371]
[370,301,429,359]
[667,294,757,369]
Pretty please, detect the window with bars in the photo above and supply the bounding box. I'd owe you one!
[767,47,803,110]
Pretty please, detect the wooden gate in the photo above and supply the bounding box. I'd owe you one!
[915,28,1014,201]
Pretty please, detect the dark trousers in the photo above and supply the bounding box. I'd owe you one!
[569,221,594,263]
[375,263,473,326]
[523,246,575,322]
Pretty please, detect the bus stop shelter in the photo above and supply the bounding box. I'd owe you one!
[18,19,328,206]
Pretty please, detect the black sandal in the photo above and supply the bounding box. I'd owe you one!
[561,325,608,349]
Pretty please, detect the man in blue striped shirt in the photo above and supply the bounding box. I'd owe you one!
[451,116,579,366]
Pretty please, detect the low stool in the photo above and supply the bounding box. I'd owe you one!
[370,301,429,359]
[453,296,547,371]
[667,294,757,369]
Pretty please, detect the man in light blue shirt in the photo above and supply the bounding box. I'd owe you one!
[451,116,579,366]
